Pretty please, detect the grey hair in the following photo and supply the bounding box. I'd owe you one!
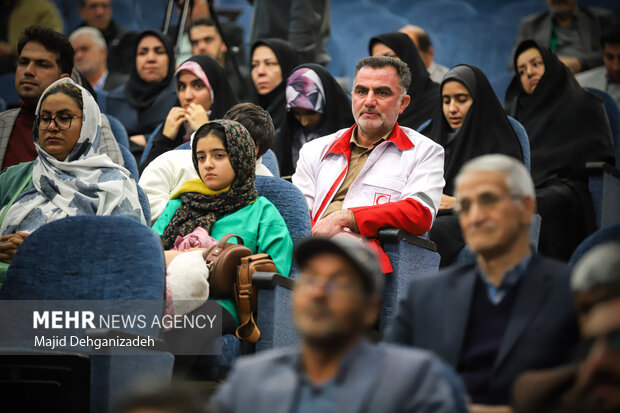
[354,56,411,95]
[455,154,535,199]
[571,242,620,293]
[69,27,107,51]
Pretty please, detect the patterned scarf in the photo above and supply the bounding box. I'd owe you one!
[0,78,145,235]
[161,120,258,249]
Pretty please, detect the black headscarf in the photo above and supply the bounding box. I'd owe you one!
[277,63,354,176]
[369,32,439,130]
[505,40,615,185]
[429,65,524,195]
[124,30,175,111]
[176,54,239,120]
[250,39,300,136]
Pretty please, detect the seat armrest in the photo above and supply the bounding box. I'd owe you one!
[587,162,620,228]
[586,161,620,178]
[377,228,438,252]
[253,272,295,290]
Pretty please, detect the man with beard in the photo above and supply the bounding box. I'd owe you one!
[211,235,462,413]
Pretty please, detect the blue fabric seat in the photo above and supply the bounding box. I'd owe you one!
[106,114,130,149]
[0,73,19,107]
[0,215,172,413]
[569,223,620,268]
[508,116,531,171]
[119,144,151,224]
[261,149,280,177]
[585,87,620,167]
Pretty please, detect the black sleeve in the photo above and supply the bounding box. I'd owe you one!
[139,128,183,175]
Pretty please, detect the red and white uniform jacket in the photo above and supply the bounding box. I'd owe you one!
[292,123,445,271]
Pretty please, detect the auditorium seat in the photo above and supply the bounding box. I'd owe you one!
[569,222,620,268]
[0,215,173,413]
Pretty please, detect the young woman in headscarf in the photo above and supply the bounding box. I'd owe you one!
[505,39,615,261]
[105,30,178,161]
[139,54,239,172]
[369,32,440,131]
[250,39,300,153]
[428,64,524,266]
[0,78,145,278]
[152,119,293,332]
[277,63,354,176]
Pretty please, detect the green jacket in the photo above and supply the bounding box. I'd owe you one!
[0,161,35,286]
[153,196,293,323]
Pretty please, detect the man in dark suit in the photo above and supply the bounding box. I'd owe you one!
[385,154,580,412]
[211,235,463,413]
[512,0,614,74]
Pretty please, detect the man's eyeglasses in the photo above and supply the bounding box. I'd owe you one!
[454,192,521,215]
[36,114,81,131]
[296,277,361,297]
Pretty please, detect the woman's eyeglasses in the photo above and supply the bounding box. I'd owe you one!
[36,114,81,130]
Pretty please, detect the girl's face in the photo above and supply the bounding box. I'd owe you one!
[177,70,212,111]
[136,35,169,83]
[38,92,83,161]
[292,107,322,130]
[516,47,545,95]
[195,133,235,191]
[442,80,473,130]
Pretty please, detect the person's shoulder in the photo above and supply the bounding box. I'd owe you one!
[0,161,35,183]
[576,65,606,84]
[232,346,298,371]
[529,253,570,278]
[408,262,476,291]
[520,10,550,25]
[0,108,20,121]
[580,6,615,20]
[399,125,444,152]
[305,127,350,150]
[375,342,445,374]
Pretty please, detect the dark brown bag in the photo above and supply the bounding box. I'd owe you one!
[234,254,277,343]
[204,234,252,298]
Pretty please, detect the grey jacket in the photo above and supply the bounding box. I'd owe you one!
[512,7,614,71]
[0,108,124,167]
[211,340,461,413]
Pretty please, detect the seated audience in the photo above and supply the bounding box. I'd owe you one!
[505,40,615,261]
[189,17,252,102]
[250,38,299,152]
[292,56,444,272]
[140,54,239,171]
[428,64,524,266]
[69,26,127,93]
[0,0,63,75]
[211,235,464,412]
[577,23,620,106]
[140,103,275,224]
[0,78,144,272]
[513,242,620,413]
[399,24,449,83]
[248,0,330,65]
[369,32,440,130]
[278,63,354,176]
[77,0,135,75]
[386,154,580,410]
[512,0,615,74]
[114,383,210,413]
[151,119,293,333]
[0,25,123,169]
[105,30,177,160]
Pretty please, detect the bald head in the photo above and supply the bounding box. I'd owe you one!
[398,25,434,68]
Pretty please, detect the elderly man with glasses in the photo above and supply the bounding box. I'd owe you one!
[385,154,580,413]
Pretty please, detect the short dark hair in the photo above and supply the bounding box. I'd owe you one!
[602,23,620,46]
[224,103,275,158]
[354,56,411,94]
[190,17,216,31]
[17,25,74,74]
[415,31,432,52]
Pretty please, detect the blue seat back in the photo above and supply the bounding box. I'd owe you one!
[569,223,620,268]
[585,87,620,167]
[508,115,531,171]
[106,114,130,148]
[0,73,19,107]
[255,175,311,247]
[261,149,280,177]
